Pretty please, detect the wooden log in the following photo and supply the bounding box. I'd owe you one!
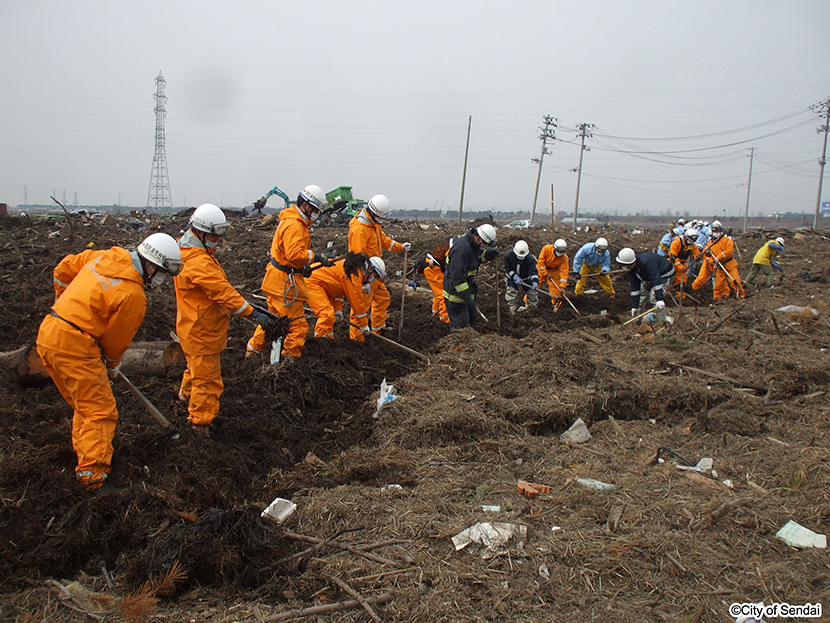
[0,341,184,386]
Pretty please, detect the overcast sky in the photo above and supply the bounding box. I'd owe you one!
[1,0,828,218]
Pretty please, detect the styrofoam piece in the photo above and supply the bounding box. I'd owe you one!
[261,497,297,524]
[560,418,591,444]
[775,520,827,549]
[575,477,616,492]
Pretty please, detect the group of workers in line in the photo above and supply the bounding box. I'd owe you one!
[37,185,412,492]
[36,186,788,492]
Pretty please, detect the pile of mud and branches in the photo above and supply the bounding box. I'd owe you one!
[1,212,828,622]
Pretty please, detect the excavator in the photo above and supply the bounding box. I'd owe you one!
[251,185,291,214]
[250,184,365,227]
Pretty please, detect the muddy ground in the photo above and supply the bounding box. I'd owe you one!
[0,211,828,622]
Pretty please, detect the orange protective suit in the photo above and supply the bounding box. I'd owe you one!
[536,245,569,307]
[347,209,403,340]
[53,249,105,300]
[175,233,253,426]
[668,236,700,295]
[36,247,147,491]
[424,263,448,322]
[692,235,745,299]
[306,260,371,337]
[247,205,314,358]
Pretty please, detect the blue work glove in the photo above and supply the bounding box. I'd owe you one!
[250,307,274,328]
[531,281,538,290]
[407,280,419,291]
[601,268,609,274]
[771,261,783,272]
[512,274,523,287]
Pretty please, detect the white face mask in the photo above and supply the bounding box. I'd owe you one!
[362,283,372,293]
[205,238,220,249]
[150,271,167,287]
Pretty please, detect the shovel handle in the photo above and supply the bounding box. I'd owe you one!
[118,372,174,429]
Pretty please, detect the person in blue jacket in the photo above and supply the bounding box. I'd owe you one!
[615,248,675,324]
[503,240,539,315]
[572,237,615,297]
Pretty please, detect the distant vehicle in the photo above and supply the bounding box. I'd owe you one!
[503,219,533,230]
[318,186,366,227]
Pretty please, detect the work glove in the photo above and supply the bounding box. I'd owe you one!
[407,280,418,291]
[631,308,638,317]
[531,281,538,290]
[360,324,371,335]
[482,248,500,261]
[704,249,713,257]
[771,261,783,272]
[401,242,412,252]
[334,310,343,323]
[313,252,335,267]
[250,307,274,328]
[107,362,122,380]
[512,274,523,287]
[601,268,609,275]
[655,300,665,310]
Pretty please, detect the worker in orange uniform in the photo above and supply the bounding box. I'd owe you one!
[36,233,183,491]
[246,185,333,359]
[536,238,569,311]
[692,220,745,300]
[347,194,411,340]
[667,228,700,298]
[410,242,450,323]
[306,253,387,338]
[175,204,273,433]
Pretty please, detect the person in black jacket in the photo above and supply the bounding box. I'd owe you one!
[615,248,675,324]
[504,240,539,315]
[442,224,499,329]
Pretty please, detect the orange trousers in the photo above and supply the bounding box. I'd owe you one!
[36,345,116,491]
[424,265,448,322]
[306,283,338,338]
[692,258,744,299]
[247,286,308,358]
[350,279,391,340]
[179,352,223,426]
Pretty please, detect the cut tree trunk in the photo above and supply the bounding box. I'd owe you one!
[0,341,184,387]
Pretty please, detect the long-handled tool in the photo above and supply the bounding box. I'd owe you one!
[707,253,744,298]
[347,321,429,363]
[398,249,408,340]
[623,305,659,326]
[118,371,175,430]
[525,279,580,316]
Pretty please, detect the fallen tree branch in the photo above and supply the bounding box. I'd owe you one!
[332,577,383,623]
[45,580,105,621]
[671,362,767,393]
[236,592,393,623]
[283,530,402,567]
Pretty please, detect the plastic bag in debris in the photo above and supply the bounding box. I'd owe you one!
[373,378,398,419]
[560,417,591,444]
[775,305,819,317]
[452,521,527,551]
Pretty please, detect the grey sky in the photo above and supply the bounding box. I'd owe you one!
[1,0,828,217]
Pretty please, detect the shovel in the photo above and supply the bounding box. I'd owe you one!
[117,372,179,439]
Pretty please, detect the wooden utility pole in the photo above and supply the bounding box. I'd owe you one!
[813,99,829,230]
[572,123,593,233]
[743,147,754,233]
[458,115,471,226]
[549,183,556,228]
[531,115,557,224]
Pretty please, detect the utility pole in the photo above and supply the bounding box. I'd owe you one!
[572,123,593,232]
[23,186,27,205]
[458,115,471,226]
[812,98,830,229]
[531,115,557,223]
[549,183,555,228]
[743,147,754,233]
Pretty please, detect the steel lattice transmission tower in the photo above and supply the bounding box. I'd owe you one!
[146,71,172,212]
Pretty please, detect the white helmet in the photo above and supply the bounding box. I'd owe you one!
[137,233,183,275]
[677,218,685,226]
[710,220,722,230]
[553,238,567,255]
[684,228,699,242]
[775,236,785,246]
[672,226,684,237]
[299,185,328,211]
[368,256,386,280]
[615,247,636,265]
[595,237,608,252]
[476,224,497,246]
[513,240,529,259]
[190,203,228,236]
[367,194,391,220]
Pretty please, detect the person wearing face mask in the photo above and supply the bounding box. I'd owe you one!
[35,233,183,491]
[536,238,569,311]
[347,194,411,340]
[692,220,745,300]
[175,204,272,433]
[246,185,332,359]
[305,252,386,338]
